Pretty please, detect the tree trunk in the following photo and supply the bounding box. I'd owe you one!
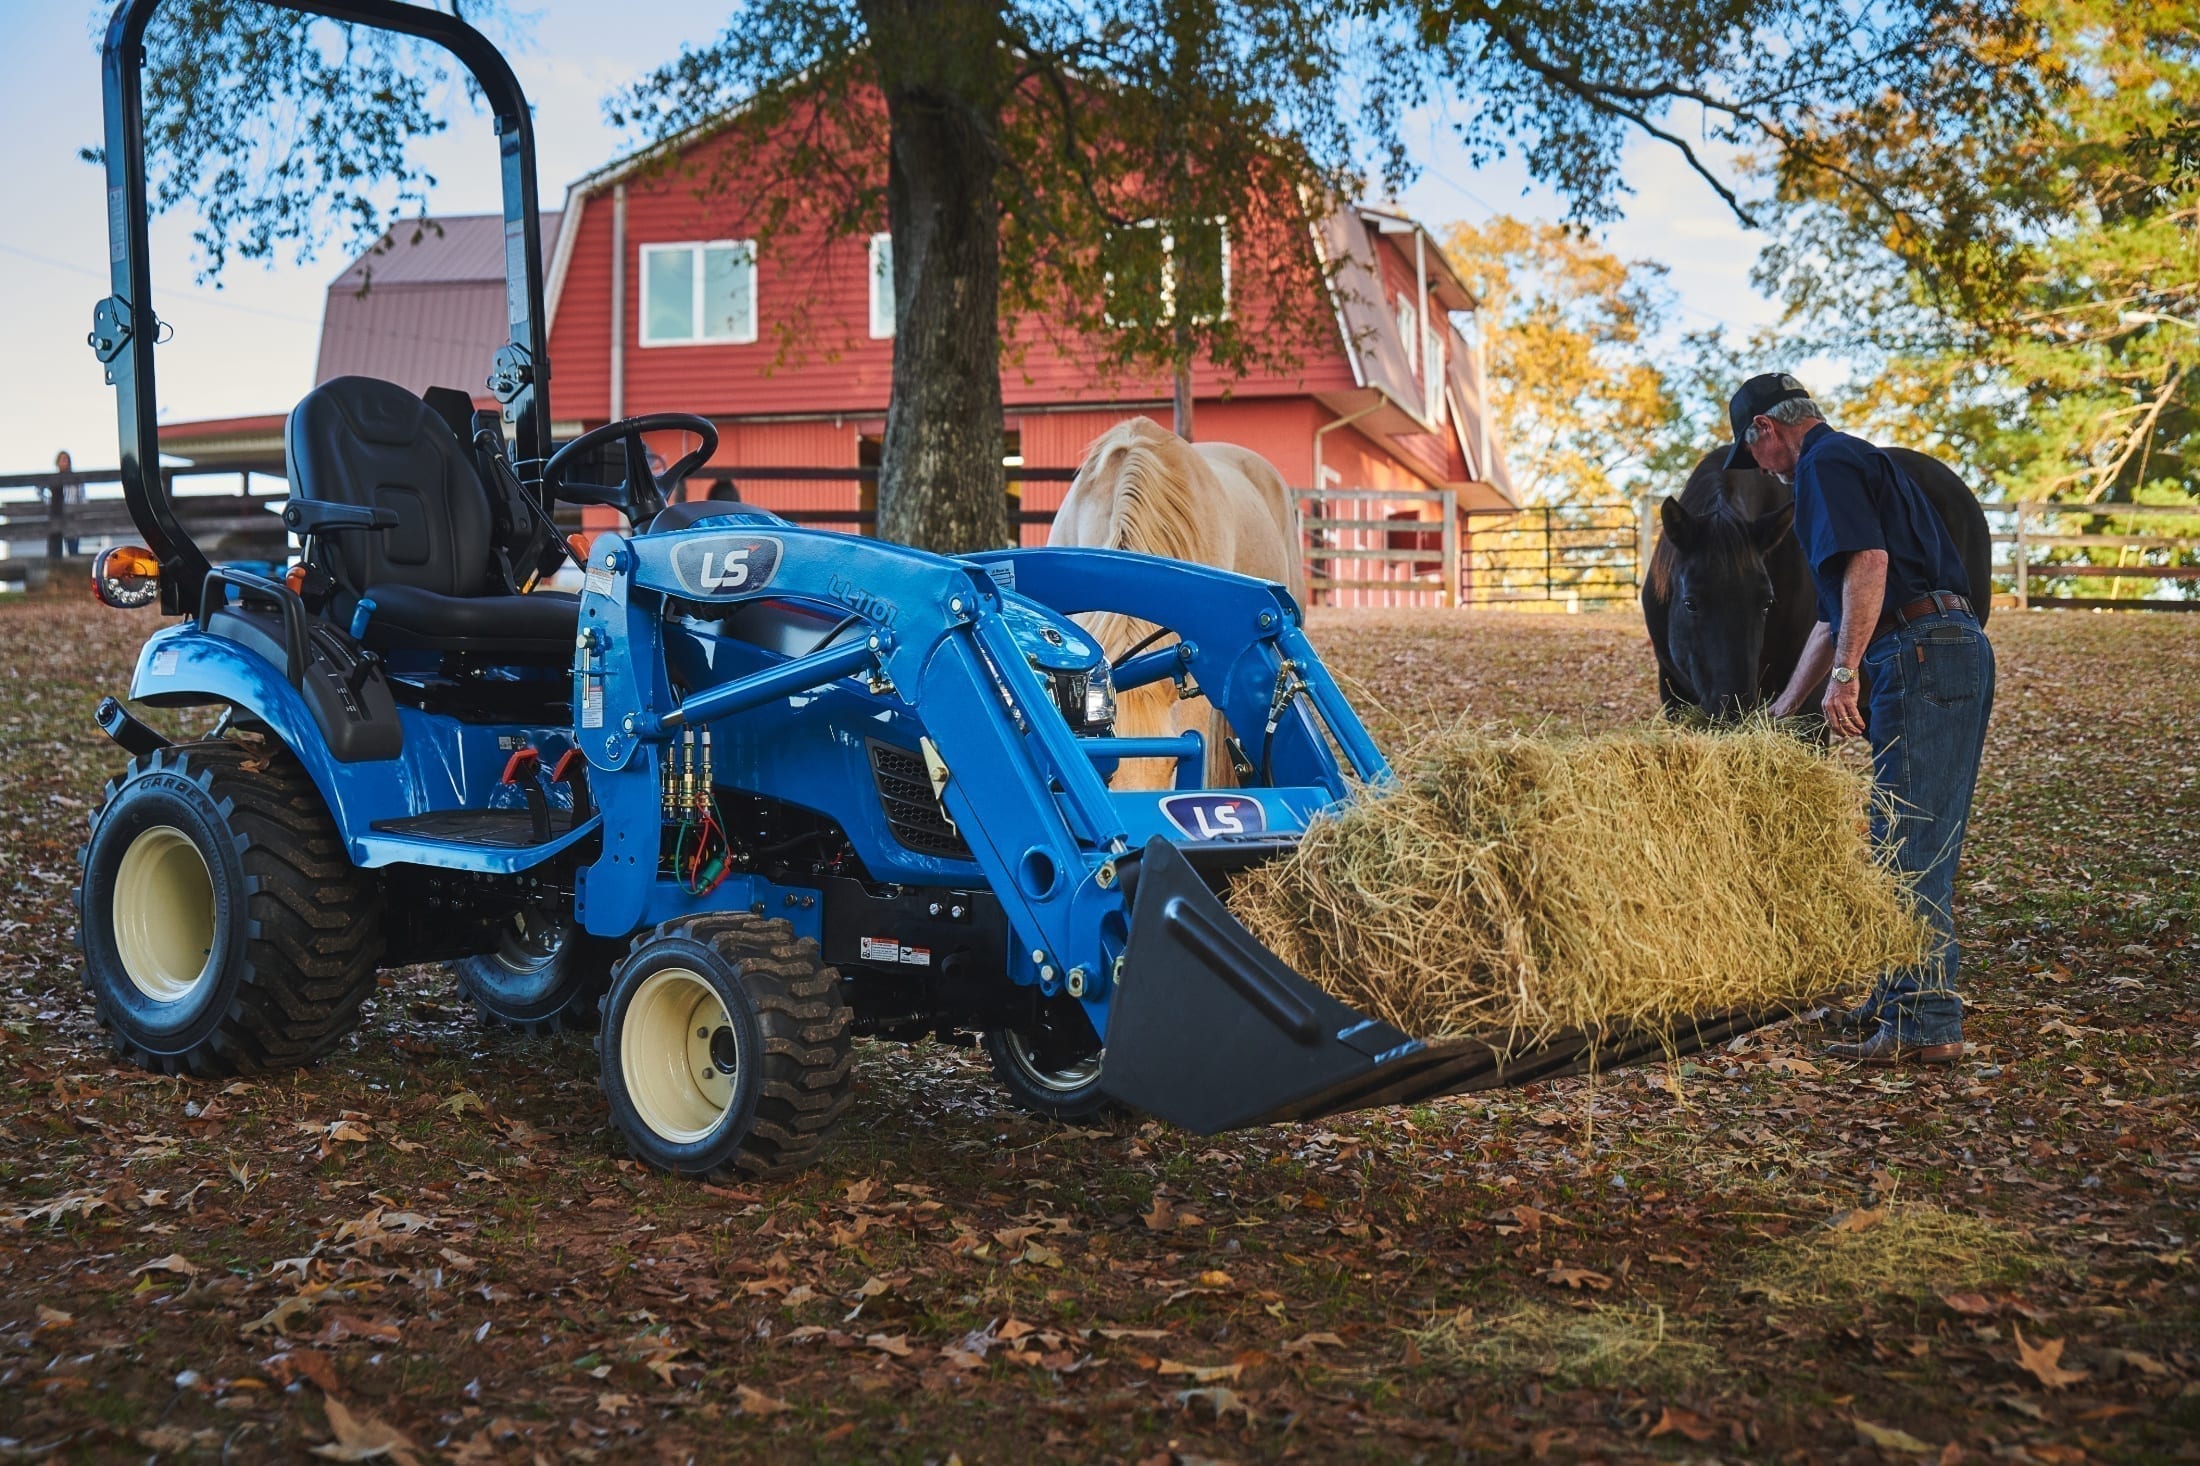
[1172,362,1194,441]
[867,0,1011,553]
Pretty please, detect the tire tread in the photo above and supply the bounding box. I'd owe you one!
[76,739,383,1076]
[598,913,854,1179]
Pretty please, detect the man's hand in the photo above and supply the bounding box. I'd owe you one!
[1770,620,1835,718]
[1822,675,1866,738]
[1823,549,1889,740]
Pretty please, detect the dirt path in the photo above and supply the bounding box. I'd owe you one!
[2,600,2193,1463]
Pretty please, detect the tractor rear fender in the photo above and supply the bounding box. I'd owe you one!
[125,623,583,870]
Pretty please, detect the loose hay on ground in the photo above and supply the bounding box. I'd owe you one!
[1228,723,1928,1043]
[1410,1302,1718,1391]
[1745,1204,2037,1305]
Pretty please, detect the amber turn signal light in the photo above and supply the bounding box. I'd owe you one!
[91,545,161,610]
[566,533,592,566]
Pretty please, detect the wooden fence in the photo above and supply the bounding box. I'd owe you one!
[1991,501,2200,610]
[0,466,289,588]
[10,460,2193,614]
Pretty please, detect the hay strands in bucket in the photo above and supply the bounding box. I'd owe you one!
[1096,838,1775,1135]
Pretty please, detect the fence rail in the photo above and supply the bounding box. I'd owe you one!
[1989,501,2200,609]
[12,460,2198,614]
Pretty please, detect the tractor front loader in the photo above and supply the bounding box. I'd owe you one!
[75,0,1769,1179]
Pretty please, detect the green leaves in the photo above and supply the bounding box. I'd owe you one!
[129,0,507,281]
[1757,2,2200,518]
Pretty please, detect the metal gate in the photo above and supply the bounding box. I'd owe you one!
[1300,491,1648,609]
[1299,489,1463,608]
[1463,501,1647,608]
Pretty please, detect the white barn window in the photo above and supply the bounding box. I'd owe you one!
[868,233,895,339]
[640,240,757,346]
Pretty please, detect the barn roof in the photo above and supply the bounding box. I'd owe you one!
[315,212,559,399]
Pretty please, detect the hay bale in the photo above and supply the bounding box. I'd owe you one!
[1226,724,1928,1044]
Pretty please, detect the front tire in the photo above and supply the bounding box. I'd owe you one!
[984,995,1117,1121]
[453,907,618,1035]
[75,739,383,1075]
[597,913,852,1178]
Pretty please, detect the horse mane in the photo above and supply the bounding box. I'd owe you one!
[1065,419,1213,660]
[1075,418,1208,564]
[1646,454,1781,601]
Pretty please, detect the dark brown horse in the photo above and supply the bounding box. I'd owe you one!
[1643,446,1991,720]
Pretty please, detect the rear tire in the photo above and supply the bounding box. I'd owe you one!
[74,739,383,1076]
[984,995,1118,1122]
[453,908,617,1035]
[596,913,852,1178]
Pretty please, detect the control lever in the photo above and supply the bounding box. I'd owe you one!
[500,748,553,842]
[550,747,593,829]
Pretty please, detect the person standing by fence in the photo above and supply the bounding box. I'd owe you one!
[50,450,84,558]
[1744,375,1995,1066]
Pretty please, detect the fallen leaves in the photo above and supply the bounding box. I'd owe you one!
[2013,1327,2089,1390]
[241,1293,318,1337]
[1853,1417,1937,1454]
[312,1395,421,1466]
[129,1253,201,1279]
[1142,1195,1205,1231]
[0,604,2190,1466]
[314,1314,404,1346]
[437,1089,487,1117]
[1280,1331,1345,1357]
[1539,1263,1614,1292]
[1649,1406,1722,1444]
[735,1384,793,1417]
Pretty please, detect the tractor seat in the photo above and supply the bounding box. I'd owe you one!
[286,376,578,658]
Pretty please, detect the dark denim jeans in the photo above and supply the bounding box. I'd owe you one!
[1862,609,1995,1045]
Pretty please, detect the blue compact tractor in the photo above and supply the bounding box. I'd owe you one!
[76,0,1760,1177]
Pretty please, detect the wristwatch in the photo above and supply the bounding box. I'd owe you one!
[1829,665,1857,685]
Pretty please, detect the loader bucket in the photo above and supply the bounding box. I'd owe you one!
[1098,837,1777,1134]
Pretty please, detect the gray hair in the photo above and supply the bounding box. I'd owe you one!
[1745,396,1826,445]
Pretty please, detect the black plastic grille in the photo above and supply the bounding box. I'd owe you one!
[868,741,972,859]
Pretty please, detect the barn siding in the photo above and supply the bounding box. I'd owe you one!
[547,126,1365,429]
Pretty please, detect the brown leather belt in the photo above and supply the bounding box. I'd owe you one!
[1874,590,1972,641]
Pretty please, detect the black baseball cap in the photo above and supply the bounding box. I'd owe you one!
[1724,373,1816,470]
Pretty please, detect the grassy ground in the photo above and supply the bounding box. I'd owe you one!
[1,597,2194,1464]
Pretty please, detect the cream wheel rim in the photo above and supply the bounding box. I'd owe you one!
[112,825,217,1003]
[1004,1030,1103,1094]
[621,967,740,1144]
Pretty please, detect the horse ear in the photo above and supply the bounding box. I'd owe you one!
[1659,496,1699,551]
[1748,501,1797,552]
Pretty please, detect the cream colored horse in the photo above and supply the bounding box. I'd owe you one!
[1049,418,1305,789]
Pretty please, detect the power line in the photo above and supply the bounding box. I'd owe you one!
[0,240,322,325]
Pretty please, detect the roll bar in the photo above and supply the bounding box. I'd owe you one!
[92,0,555,616]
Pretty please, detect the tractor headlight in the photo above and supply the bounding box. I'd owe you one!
[1040,663,1116,733]
[1083,675,1115,729]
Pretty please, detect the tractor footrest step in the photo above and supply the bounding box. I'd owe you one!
[369,809,561,849]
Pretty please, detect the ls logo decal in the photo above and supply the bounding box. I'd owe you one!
[1159,793,1266,841]
[670,535,782,598]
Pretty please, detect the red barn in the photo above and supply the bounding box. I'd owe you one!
[164,120,1517,601]
[537,127,1513,570]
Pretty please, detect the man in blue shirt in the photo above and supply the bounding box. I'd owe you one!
[1733,375,1995,1065]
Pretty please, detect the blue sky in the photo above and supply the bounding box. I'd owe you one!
[0,2,1784,473]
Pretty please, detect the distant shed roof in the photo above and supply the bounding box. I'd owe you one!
[315,212,558,398]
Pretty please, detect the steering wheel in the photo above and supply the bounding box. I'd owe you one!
[543,413,720,524]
